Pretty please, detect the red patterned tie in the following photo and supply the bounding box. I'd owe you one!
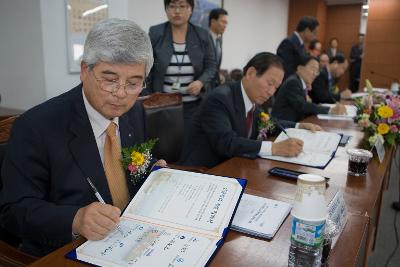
[246,107,254,137]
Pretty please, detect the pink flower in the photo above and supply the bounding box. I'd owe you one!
[390,125,398,133]
[128,164,137,173]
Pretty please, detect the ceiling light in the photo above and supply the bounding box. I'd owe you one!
[82,4,108,17]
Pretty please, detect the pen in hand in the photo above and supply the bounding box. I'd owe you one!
[86,177,124,235]
[273,118,291,139]
[273,118,306,155]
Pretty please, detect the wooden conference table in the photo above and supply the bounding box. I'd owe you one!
[29,116,394,267]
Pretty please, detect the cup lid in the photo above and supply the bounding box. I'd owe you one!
[346,148,373,158]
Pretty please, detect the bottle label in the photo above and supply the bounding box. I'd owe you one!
[291,217,325,247]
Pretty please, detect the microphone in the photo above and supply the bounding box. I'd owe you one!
[370,71,399,82]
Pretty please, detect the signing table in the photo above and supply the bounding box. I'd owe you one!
[29,116,394,267]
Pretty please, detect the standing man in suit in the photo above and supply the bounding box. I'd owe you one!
[180,52,322,168]
[0,19,165,257]
[209,8,228,87]
[272,55,346,122]
[310,54,352,104]
[277,16,319,79]
[350,33,365,92]
[325,38,344,59]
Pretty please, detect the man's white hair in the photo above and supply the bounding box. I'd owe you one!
[82,18,153,76]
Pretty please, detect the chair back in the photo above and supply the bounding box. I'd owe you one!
[0,116,17,144]
[142,93,184,163]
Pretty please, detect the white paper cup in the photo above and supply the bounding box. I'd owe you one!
[291,174,327,221]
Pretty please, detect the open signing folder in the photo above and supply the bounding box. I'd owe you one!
[317,104,357,121]
[67,168,246,267]
[260,128,341,169]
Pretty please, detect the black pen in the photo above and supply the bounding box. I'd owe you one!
[86,177,124,235]
[273,118,307,155]
[273,118,291,139]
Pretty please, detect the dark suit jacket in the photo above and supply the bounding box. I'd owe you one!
[325,48,344,59]
[310,66,340,104]
[0,84,147,256]
[272,74,330,122]
[179,81,295,168]
[277,33,306,79]
[144,22,217,94]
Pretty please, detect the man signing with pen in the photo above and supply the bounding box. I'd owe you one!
[0,19,165,257]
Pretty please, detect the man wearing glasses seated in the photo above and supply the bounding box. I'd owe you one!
[0,18,165,257]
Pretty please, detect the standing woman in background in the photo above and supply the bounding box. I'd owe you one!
[145,0,216,127]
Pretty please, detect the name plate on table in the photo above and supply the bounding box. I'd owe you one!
[327,190,348,248]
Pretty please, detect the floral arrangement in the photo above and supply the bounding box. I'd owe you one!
[257,111,275,141]
[355,80,400,149]
[121,139,158,185]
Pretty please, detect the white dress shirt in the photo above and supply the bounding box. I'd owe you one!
[294,31,304,46]
[82,89,120,166]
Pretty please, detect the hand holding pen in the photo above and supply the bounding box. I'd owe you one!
[86,177,124,235]
[271,118,304,157]
[71,178,124,240]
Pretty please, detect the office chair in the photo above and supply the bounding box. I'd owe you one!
[142,93,184,163]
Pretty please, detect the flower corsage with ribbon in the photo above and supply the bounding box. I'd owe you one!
[257,111,275,141]
[121,138,158,185]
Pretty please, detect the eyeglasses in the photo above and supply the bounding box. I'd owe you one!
[166,4,190,12]
[92,72,146,95]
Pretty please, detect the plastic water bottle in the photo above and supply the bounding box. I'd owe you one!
[288,217,325,267]
[288,174,327,267]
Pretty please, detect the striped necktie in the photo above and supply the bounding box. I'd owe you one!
[104,122,129,210]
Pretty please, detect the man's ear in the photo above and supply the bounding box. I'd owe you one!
[246,66,256,79]
[297,65,303,73]
[80,61,88,82]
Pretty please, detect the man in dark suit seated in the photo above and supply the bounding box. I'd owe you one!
[277,16,319,79]
[272,55,346,122]
[179,52,322,169]
[0,19,165,257]
[310,54,352,104]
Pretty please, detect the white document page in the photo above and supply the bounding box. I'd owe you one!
[77,218,218,267]
[317,104,357,121]
[260,128,341,167]
[124,168,243,237]
[231,194,291,239]
[350,92,368,99]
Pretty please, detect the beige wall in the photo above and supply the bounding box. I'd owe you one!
[360,0,400,90]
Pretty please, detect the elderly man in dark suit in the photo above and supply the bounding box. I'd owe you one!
[272,55,346,122]
[310,54,352,104]
[0,19,165,257]
[180,52,322,169]
[277,16,319,80]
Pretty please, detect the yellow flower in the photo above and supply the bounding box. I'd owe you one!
[377,105,394,118]
[131,151,145,166]
[377,123,390,135]
[260,112,270,122]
